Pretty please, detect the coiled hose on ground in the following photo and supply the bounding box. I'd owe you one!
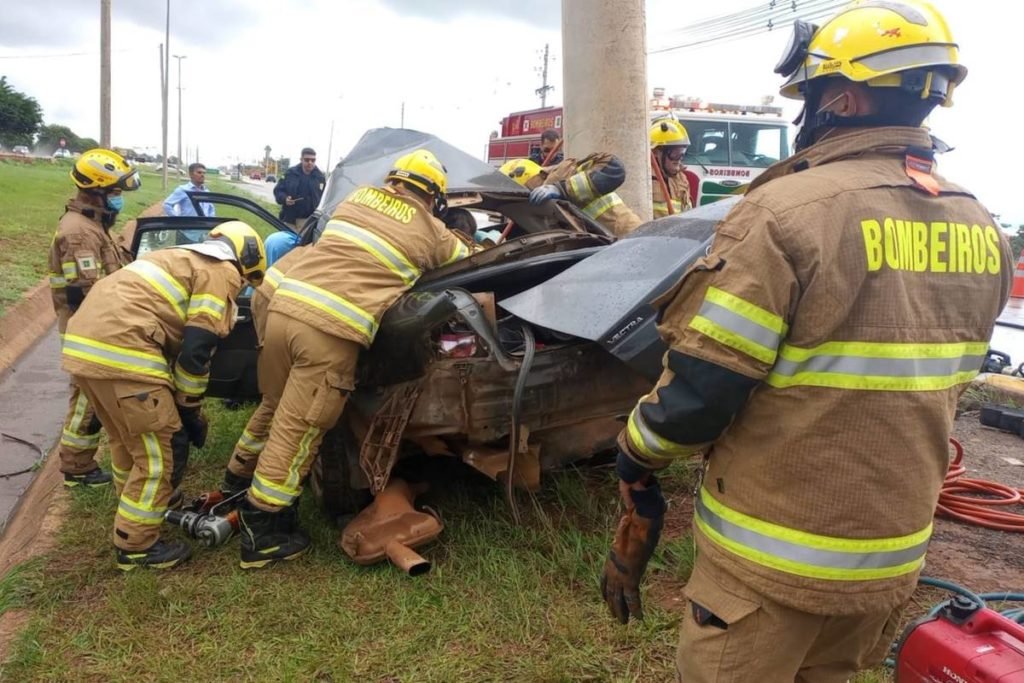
[937,438,1024,532]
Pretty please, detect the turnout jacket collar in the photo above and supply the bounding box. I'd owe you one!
[65,197,113,231]
[750,126,937,193]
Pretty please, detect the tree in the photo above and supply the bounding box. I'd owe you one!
[1011,226,1024,260]
[0,76,43,148]
[36,124,79,152]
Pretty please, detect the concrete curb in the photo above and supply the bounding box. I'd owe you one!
[0,279,55,378]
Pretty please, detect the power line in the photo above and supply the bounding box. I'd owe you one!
[649,0,846,55]
[659,0,840,38]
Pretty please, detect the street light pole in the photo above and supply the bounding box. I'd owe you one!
[161,0,170,190]
[173,54,186,174]
[100,0,111,147]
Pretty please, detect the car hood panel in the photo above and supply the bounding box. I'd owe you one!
[499,198,738,379]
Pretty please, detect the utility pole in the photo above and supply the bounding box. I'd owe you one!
[161,0,170,190]
[400,101,405,128]
[535,43,554,108]
[100,0,111,147]
[562,0,651,221]
[173,54,186,174]
[326,119,335,173]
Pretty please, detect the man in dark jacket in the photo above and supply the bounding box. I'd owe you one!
[272,147,326,230]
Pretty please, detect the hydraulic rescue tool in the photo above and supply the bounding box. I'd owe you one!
[163,489,244,547]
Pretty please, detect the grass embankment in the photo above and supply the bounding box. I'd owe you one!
[0,401,701,681]
[0,159,276,315]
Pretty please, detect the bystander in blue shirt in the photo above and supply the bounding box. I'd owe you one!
[164,163,215,217]
[265,230,300,265]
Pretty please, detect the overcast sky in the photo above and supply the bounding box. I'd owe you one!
[1,1,1020,224]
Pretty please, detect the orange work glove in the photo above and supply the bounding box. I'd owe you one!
[600,479,666,624]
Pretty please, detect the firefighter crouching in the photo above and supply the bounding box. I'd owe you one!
[500,154,643,237]
[50,149,140,487]
[62,222,267,571]
[649,119,693,217]
[599,2,1015,680]
[239,149,470,569]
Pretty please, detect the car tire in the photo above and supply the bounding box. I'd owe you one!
[310,421,372,521]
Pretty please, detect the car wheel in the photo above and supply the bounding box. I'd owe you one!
[310,421,372,520]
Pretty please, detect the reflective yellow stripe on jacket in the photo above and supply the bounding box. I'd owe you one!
[766,340,988,391]
[324,219,422,285]
[275,278,378,342]
[61,261,78,281]
[582,192,624,221]
[49,273,67,289]
[124,260,189,320]
[695,487,930,581]
[442,237,470,266]
[626,406,702,463]
[173,363,208,397]
[264,265,286,291]
[565,172,598,205]
[62,334,171,381]
[187,293,226,321]
[689,286,787,365]
[653,199,685,216]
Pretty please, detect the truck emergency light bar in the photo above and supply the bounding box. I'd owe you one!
[653,97,784,117]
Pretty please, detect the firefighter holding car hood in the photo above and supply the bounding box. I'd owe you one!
[62,221,266,571]
[598,2,1014,680]
[239,149,470,569]
[500,154,643,237]
[49,149,140,488]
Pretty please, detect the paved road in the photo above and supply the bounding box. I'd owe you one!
[236,177,277,203]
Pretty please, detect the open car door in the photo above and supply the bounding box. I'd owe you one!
[130,191,291,401]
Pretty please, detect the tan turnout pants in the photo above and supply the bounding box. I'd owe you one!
[248,311,358,512]
[677,557,901,682]
[228,398,275,479]
[74,376,182,551]
[58,381,103,474]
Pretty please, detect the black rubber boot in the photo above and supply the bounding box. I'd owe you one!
[63,467,113,488]
[115,539,191,572]
[239,499,310,570]
[220,470,252,497]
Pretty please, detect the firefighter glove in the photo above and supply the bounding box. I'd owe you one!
[177,405,208,449]
[601,478,666,624]
[528,184,563,205]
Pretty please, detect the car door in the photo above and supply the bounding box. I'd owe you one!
[131,192,293,401]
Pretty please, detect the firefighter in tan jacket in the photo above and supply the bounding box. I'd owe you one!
[500,155,643,237]
[649,119,693,217]
[62,222,266,571]
[239,149,469,569]
[599,3,1015,680]
[220,244,309,493]
[49,149,141,487]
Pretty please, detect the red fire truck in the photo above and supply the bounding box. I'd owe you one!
[486,107,563,166]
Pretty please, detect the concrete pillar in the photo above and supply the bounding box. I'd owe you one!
[561,0,652,222]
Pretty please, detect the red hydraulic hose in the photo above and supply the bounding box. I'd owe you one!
[651,150,675,216]
[935,438,1024,532]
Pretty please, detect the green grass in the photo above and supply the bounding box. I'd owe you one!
[0,403,703,681]
[0,159,278,315]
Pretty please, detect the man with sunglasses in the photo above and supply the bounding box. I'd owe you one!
[599,2,1014,680]
[272,147,326,234]
[48,148,141,489]
[649,119,692,217]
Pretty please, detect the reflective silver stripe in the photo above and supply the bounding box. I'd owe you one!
[698,300,783,352]
[695,494,930,571]
[277,279,377,339]
[61,431,101,449]
[187,294,226,320]
[582,193,623,219]
[50,274,67,288]
[251,474,297,506]
[772,352,985,378]
[237,429,266,454]
[567,173,597,204]
[265,266,285,290]
[125,260,188,319]
[62,336,171,377]
[117,498,166,524]
[324,220,421,285]
[173,365,208,395]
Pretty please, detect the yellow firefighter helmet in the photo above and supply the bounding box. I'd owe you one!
[71,148,142,192]
[650,119,690,150]
[776,0,966,106]
[500,158,543,187]
[387,149,448,197]
[208,221,267,286]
